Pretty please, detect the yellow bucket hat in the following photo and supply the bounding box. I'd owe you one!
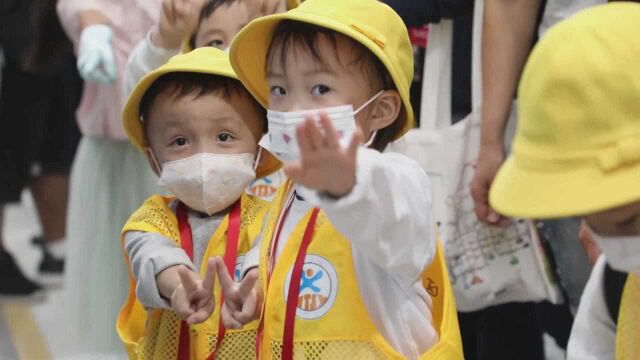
[489,2,640,219]
[229,0,415,139]
[122,47,281,178]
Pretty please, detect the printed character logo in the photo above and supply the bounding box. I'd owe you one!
[284,255,338,320]
[248,175,279,199]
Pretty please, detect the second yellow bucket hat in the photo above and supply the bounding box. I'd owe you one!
[229,0,415,139]
[122,47,281,178]
[489,3,640,219]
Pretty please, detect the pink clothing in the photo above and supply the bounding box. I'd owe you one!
[57,0,160,140]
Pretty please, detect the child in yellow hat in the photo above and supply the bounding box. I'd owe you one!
[126,0,302,201]
[212,0,463,359]
[488,3,640,359]
[117,47,280,359]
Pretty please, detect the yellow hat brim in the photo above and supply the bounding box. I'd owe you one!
[229,9,414,140]
[490,156,640,219]
[122,47,281,178]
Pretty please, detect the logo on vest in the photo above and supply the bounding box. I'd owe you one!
[284,255,338,320]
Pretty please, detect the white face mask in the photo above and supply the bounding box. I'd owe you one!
[262,91,383,162]
[589,228,640,274]
[157,152,256,215]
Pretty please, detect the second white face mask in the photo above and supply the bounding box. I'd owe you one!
[158,152,256,215]
[589,228,640,275]
[262,91,383,162]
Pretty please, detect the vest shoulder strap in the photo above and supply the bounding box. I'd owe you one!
[603,262,628,325]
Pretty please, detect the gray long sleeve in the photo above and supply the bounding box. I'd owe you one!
[124,231,195,309]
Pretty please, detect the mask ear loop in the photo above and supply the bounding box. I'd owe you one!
[147,148,163,174]
[254,146,264,173]
[353,90,385,115]
[354,90,385,147]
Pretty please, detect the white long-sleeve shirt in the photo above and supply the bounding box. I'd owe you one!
[125,29,180,96]
[567,256,616,360]
[244,147,439,359]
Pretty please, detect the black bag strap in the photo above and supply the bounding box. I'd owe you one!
[603,262,628,325]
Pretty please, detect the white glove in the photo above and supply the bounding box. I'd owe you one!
[77,24,117,84]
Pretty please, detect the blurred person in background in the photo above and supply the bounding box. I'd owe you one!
[56,0,162,357]
[0,0,81,297]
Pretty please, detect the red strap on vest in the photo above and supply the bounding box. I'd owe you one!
[281,208,320,360]
[176,201,241,360]
[255,193,296,358]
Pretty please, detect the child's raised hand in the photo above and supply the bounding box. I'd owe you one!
[284,113,363,197]
[214,257,261,329]
[154,0,205,49]
[170,261,216,324]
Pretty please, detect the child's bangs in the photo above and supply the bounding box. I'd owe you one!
[266,21,341,74]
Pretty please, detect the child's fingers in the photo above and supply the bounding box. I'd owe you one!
[235,290,258,324]
[173,293,195,320]
[237,268,259,299]
[214,256,236,299]
[178,267,199,295]
[304,116,324,150]
[162,0,176,23]
[202,258,217,292]
[187,299,214,324]
[318,113,340,149]
[347,128,363,159]
[296,120,313,154]
[221,303,243,329]
[283,163,303,181]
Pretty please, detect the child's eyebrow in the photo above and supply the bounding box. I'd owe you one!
[267,70,285,79]
[302,68,337,77]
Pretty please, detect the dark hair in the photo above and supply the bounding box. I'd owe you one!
[268,20,407,151]
[189,0,238,49]
[139,72,266,141]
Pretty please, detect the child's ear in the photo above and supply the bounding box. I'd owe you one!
[144,147,162,177]
[368,90,402,132]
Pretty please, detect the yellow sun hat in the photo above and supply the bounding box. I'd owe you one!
[229,0,415,139]
[122,47,281,178]
[489,2,640,219]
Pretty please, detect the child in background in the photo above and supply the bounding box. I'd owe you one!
[217,0,463,358]
[488,4,640,359]
[125,0,300,95]
[117,47,280,359]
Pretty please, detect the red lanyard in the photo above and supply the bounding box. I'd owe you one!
[176,200,241,360]
[255,190,320,360]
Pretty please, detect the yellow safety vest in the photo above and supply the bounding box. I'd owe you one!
[616,273,640,360]
[117,193,267,360]
[257,180,463,359]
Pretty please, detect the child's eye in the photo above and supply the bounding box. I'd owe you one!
[311,84,330,95]
[217,133,233,142]
[172,137,188,146]
[207,39,224,49]
[270,86,286,96]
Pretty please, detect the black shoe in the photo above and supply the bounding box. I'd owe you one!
[0,249,45,301]
[31,236,64,287]
[38,248,64,274]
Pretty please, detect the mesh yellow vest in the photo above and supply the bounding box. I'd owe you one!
[616,273,640,360]
[117,193,267,360]
[257,181,463,359]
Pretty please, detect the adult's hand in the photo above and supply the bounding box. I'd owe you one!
[77,24,117,84]
[470,143,510,227]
